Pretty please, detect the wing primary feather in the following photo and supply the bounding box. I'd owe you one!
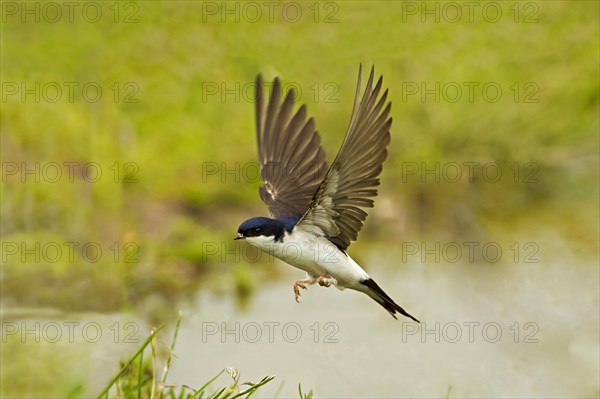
[272,88,296,156]
[297,65,393,251]
[255,74,329,219]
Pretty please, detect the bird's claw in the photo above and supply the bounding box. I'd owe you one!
[293,280,307,303]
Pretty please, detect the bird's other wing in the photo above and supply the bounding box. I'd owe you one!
[297,65,392,250]
[256,74,329,219]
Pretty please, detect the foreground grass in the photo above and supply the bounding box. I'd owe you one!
[98,313,312,399]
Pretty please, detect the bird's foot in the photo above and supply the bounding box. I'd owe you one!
[293,277,316,303]
[293,281,306,303]
[317,274,334,287]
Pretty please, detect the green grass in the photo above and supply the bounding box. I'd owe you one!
[97,313,282,399]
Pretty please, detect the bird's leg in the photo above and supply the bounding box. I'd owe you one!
[294,275,317,303]
[317,274,334,287]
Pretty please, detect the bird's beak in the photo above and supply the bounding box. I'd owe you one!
[234,233,244,240]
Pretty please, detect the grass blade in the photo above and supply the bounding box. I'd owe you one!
[96,324,165,399]
[137,347,144,399]
[159,310,183,396]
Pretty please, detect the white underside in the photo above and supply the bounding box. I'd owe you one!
[244,227,370,291]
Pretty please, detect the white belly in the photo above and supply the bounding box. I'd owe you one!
[246,229,369,289]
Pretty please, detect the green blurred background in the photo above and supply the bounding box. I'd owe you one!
[1,0,598,397]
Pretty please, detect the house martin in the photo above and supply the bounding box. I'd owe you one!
[235,66,419,322]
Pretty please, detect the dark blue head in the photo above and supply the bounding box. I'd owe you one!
[235,215,301,241]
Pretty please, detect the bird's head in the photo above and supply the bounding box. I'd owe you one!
[234,217,285,243]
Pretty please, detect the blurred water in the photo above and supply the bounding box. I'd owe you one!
[168,236,599,398]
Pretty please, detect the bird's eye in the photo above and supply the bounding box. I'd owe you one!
[253,227,262,235]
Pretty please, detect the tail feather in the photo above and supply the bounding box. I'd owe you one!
[361,278,420,322]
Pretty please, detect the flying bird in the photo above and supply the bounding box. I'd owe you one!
[235,66,419,321]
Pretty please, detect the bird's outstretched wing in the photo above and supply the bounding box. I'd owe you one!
[297,66,392,250]
[256,74,329,219]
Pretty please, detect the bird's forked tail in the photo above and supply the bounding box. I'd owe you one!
[361,278,420,322]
